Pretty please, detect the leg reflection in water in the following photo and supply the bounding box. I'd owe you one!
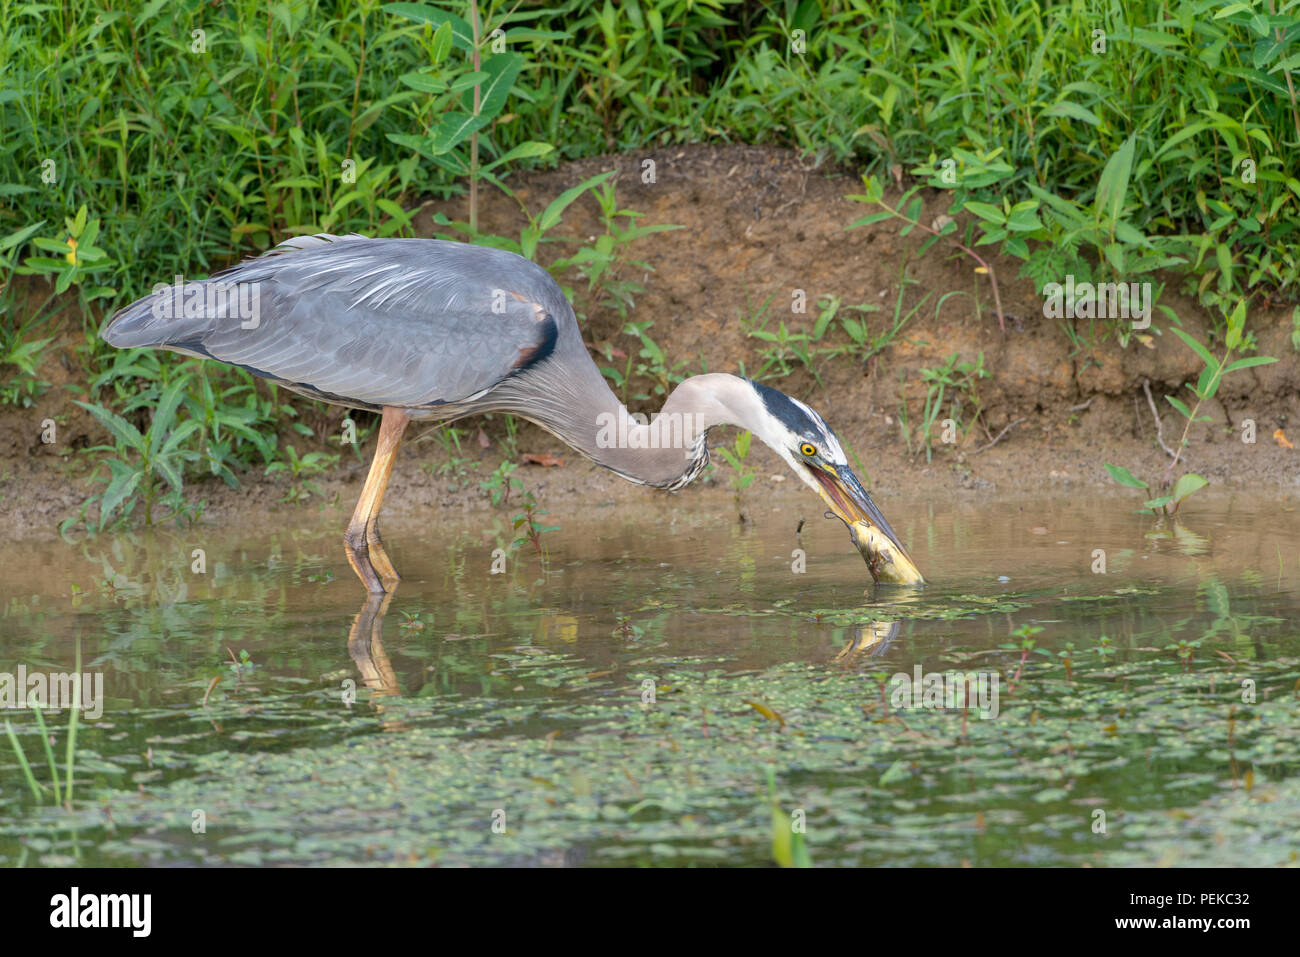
[346,594,404,728]
[834,619,902,660]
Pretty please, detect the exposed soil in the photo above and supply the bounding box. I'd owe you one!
[3,144,1298,539]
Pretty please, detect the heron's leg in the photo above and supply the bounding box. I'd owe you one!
[345,406,411,593]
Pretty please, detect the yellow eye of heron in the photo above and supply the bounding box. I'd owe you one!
[800,442,818,457]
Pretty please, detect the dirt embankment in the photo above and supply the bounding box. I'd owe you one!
[3,144,1298,538]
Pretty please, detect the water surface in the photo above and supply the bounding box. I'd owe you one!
[2,490,1297,866]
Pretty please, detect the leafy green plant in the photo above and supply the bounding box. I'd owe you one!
[386,1,558,236]
[902,351,989,461]
[553,177,681,320]
[398,610,430,631]
[742,289,837,387]
[999,623,1047,692]
[848,162,1014,332]
[511,487,560,557]
[481,459,522,507]
[266,444,338,504]
[0,308,52,408]
[1106,300,1277,513]
[420,424,480,491]
[14,205,116,306]
[228,648,254,680]
[716,429,758,522]
[72,375,202,531]
[618,320,692,403]
[182,367,279,485]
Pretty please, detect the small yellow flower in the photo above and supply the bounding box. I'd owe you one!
[65,236,78,265]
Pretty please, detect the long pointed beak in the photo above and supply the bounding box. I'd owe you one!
[809,464,925,584]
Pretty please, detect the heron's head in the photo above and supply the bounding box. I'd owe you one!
[734,380,924,584]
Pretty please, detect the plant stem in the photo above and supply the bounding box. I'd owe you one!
[4,719,45,801]
[879,199,1007,333]
[1162,345,1233,486]
[469,1,481,237]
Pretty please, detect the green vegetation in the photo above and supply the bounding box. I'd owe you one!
[5,562,1297,865]
[2,644,81,809]
[418,423,480,491]
[510,487,560,558]
[898,351,990,461]
[2,0,1298,526]
[265,444,340,503]
[480,458,521,507]
[1105,299,1277,513]
[71,374,207,531]
[715,428,759,521]
[741,276,943,388]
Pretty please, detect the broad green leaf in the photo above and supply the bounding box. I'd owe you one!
[99,459,143,525]
[482,140,553,172]
[537,170,614,233]
[1222,355,1278,374]
[75,401,145,453]
[1171,472,1209,504]
[148,376,192,460]
[1215,243,1233,288]
[0,220,46,252]
[1044,101,1100,126]
[449,71,491,94]
[430,20,453,62]
[426,111,491,154]
[1169,326,1218,371]
[963,201,1006,225]
[467,53,523,120]
[398,71,446,94]
[1005,205,1043,232]
[1096,133,1136,225]
[1105,463,1148,489]
[382,3,474,50]
[153,455,184,492]
[846,211,894,229]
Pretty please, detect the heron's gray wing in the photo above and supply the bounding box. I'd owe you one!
[103,235,561,409]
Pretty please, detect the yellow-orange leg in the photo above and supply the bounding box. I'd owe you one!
[345,406,411,593]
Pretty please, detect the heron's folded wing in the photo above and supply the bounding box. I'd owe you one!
[103,235,560,409]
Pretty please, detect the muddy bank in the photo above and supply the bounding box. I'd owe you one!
[3,144,1298,538]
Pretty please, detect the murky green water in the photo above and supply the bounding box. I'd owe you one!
[2,490,1298,866]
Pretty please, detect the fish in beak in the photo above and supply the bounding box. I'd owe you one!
[808,463,925,584]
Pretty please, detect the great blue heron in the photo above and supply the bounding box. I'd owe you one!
[103,234,923,591]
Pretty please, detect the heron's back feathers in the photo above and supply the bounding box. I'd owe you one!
[102,234,567,410]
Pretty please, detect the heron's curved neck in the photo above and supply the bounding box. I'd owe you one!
[504,372,750,489]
